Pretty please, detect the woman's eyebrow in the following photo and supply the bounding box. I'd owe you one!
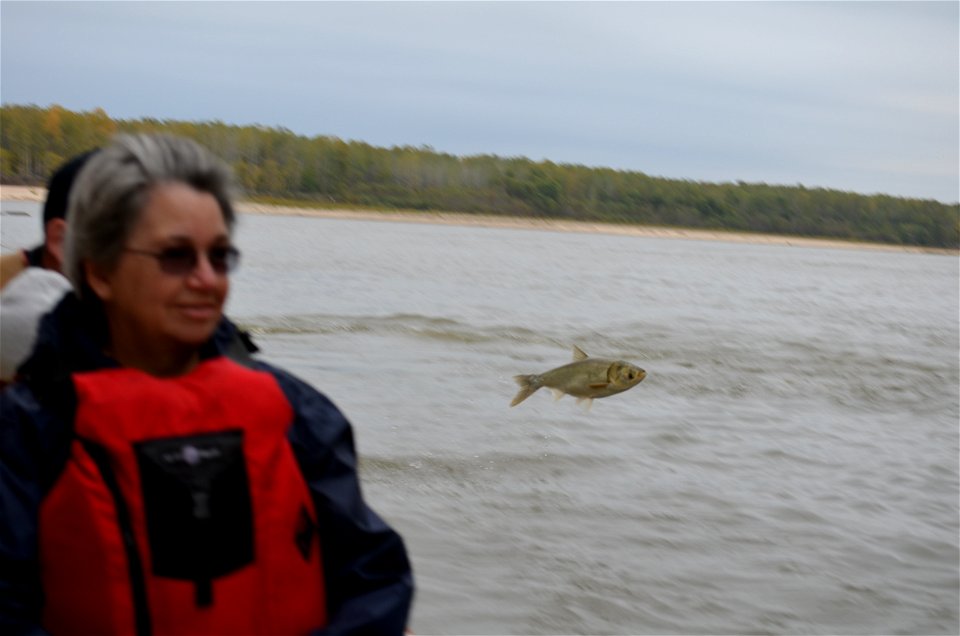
[156,233,231,245]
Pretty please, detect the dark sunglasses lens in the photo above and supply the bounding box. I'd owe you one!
[209,247,240,273]
[154,246,239,275]
[157,247,198,274]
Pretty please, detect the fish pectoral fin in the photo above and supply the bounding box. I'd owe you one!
[572,345,589,361]
[588,383,609,389]
[550,389,565,401]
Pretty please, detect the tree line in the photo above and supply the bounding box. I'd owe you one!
[2,104,957,248]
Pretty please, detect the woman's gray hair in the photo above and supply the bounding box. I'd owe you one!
[64,133,236,295]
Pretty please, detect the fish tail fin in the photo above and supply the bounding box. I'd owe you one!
[510,375,541,407]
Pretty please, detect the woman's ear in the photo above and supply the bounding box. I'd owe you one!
[83,260,113,302]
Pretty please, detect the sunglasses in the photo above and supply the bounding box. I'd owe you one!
[123,245,241,275]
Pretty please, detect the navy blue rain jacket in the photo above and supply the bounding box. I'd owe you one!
[0,293,414,635]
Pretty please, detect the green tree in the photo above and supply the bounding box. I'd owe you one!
[1,103,957,248]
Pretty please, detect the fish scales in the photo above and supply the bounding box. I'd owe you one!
[539,359,623,397]
[510,345,646,408]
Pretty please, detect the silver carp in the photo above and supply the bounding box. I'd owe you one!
[510,345,646,408]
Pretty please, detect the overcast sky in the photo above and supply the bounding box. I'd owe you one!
[1,1,957,202]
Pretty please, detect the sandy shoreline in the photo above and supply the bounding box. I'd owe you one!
[2,184,954,255]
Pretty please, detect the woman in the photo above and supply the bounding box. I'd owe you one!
[0,134,414,635]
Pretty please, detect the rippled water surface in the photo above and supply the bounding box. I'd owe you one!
[3,203,958,634]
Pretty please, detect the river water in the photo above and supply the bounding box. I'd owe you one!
[2,201,958,634]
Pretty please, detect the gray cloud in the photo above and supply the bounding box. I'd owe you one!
[1,1,956,202]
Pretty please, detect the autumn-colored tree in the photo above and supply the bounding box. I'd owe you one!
[1,104,956,248]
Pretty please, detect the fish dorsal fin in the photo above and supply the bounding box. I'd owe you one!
[572,345,589,361]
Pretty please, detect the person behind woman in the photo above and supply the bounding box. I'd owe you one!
[0,133,414,635]
[0,150,94,290]
[0,151,96,386]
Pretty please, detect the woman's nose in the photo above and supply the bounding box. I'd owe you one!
[186,253,222,287]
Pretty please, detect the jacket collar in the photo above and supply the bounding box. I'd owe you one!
[19,292,250,385]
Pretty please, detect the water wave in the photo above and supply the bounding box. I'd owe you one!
[240,310,957,418]
[360,450,618,484]
[238,312,553,345]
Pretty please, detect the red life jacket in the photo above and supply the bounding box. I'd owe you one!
[39,357,328,635]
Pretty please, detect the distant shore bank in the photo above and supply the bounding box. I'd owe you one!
[3,185,954,255]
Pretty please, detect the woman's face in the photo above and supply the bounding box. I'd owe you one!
[87,182,231,370]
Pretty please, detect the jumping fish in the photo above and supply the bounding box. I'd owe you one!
[510,345,646,408]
